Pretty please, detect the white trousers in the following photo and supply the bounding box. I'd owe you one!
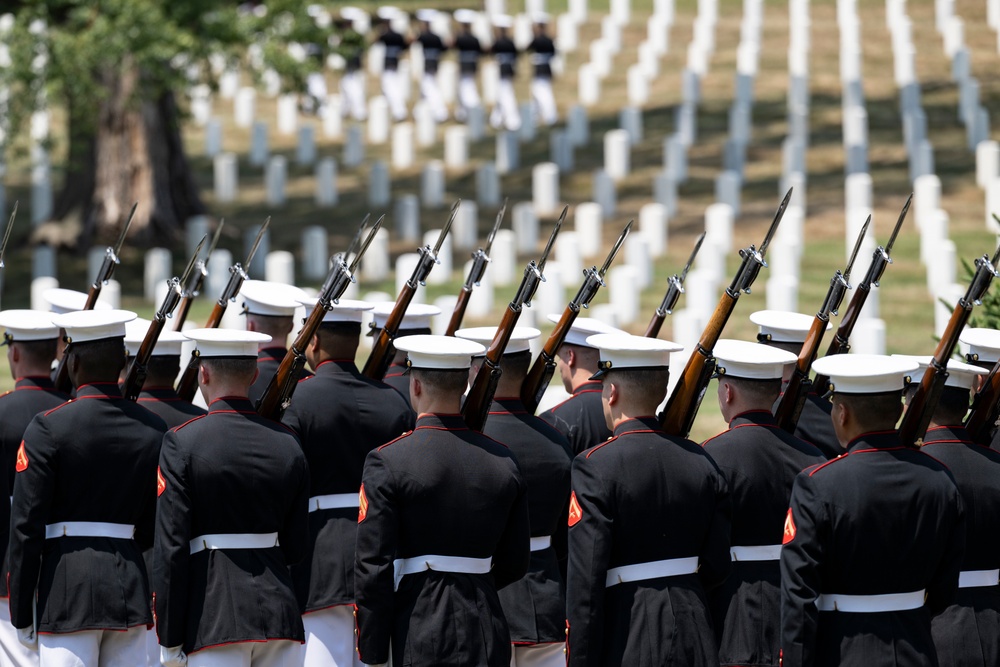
[381,70,408,121]
[306,73,329,114]
[38,626,145,667]
[457,76,481,121]
[420,74,449,123]
[340,72,367,121]
[188,640,300,667]
[145,627,158,667]
[510,642,565,667]
[0,603,38,667]
[531,78,557,126]
[491,79,521,131]
[302,607,361,667]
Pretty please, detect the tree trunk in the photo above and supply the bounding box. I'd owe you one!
[51,59,205,247]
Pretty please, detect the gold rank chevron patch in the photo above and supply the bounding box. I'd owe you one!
[568,491,582,527]
[783,508,796,544]
[15,441,27,472]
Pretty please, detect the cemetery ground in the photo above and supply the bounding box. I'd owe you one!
[1,0,999,440]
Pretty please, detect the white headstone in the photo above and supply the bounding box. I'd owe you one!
[574,203,603,258]
[315,157,338,207]
[496,131,520,174]
[766,274,799,312]
[185,216,210,262]
[467,106,487,141]
[249,122,269,166]
[414,103,437,147]
[277,94,298,135]
[265,251,295,285]
[244,225,269,278]
[987,180,1000,232]
[466,256,495,317]
[664,135,687,183]
[625,232,652,289]
[213,153,238,203]
[610,265,639,324]
[604,129,630,181]
[519,102,537,142]
[653,171,678,218]
[557,13,579,52]
[976,140,1000,189]
[627,66,648,105]
[204,119,222,158]
[296,126,316,166]
[927,238,957,293]
[368,161,390,206]
[593,170,617,216]
[301,226,328,281]
[101,280,121,309]
[715,172,742,217]
[845,172,873,213]
[535,262,566,316]
[567,105,589,146]
[451,202,478,252]
[513,202,539,254]
[361,229,390,282]
[492,229,517,286]
[705,203,734,254]
[368,97,390,144]
[30,162,51,225]
[144,248,173,302]
[850,318,886,355]
[234,87,256,128]
[921,209,949,265]
[343,126,364,167]
[578,64,600,106]
[914,174,941,231]
[31,276,59,310]
[556,231,583,280]
[550,130,574,172]
[638,203,668,258]
[392,123,415,170]
[322,96,343,138]
[444,126,469,169]
[619,107,643,145]
[422,161,446,208]
[394,195,421,243]
[32,245,57,280]
[265,156,286,207]
[477,163,501,207]
[425,229,454,285]
[532,162,560,215]
[395,254,425,303]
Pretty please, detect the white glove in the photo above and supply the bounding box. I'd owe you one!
[16,625,36,649]
[160,645,187,667]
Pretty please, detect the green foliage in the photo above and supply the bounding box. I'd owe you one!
[960,257,1000,330]
[0,0,333,152]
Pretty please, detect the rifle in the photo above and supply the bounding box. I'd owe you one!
[519,219,633,414]
[0,201,18,270]
[363,200,460,380]
[813,194,910,392]
[175,219,270,401]
[659,188,791,437]
[173,220,224,331]
[53,202,136,392]
[645,232,705,338]
[463,217,563,431]
[773,216,870,432]
[122,237,206,401]
[445,198,511,336]
[966,355,1000,444]
[899,243,1000,447]
[257,215,384,419]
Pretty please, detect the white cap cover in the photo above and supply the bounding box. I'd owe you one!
[371,302,441,332]
[124,318,187,357]
[959,327,1000,365]
[341,6,366,21]
[298,298,372,324]
[713,338,797,380]
[532,12,551,23]
[493,14,513,28]
[240,280,309,317]
[416,9,437,21]
[546,314,626,348]
[586,333,683,379]
[454,9,478,23]
[750,310,828,344]
[395,334,485,370]
[454,326,540,355]
[43,288,112,315]
[377,7,400,20]
[0,310,59,342]
[185,329,271,358]
[810,354,918,394]
[891,355,987,391]
[51,310,137,344]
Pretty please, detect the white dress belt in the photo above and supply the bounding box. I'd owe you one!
[189,532,280,555]
[309,493,359,512]
[816,590,925,612]
[605,556,699,588]
[45,522,135,540]
[392,555,492,591]
[731,544,782,561]
[959,569,1000,588]
[529,536,552,552]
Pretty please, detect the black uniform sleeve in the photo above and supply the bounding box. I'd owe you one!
[566,455,613,667]
[279,450,310,566]
[355,450,399,665]
[491,464,530,589]
[154,431,194,649]
[925,481,964,614]
[698,459,732,590]
[779,472,826,667]
[8,416,56,629]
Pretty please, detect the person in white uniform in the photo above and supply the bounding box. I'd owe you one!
[489,15,521,131]
[452,9,484,122]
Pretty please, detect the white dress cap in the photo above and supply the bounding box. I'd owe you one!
[891,355,988,391]
[546,314,627,348]
[713,338,797,380]
[50,310,137,344]
[810,354,919,395]
[532,12,551,23]
[453,9,478,24]
[0,310,59,343]
[43,288,112,315]
[454,326,541,355]
[184,329,272,358]
[297,298,373,324]
[394,334,486,370]
[586,333,684,379]
[341,6,367,22]
[377,7,400,20]
[371,302,442,332]
[959,327,1000,365]
[750,310,828,344]
[416,9,438,22]
[493,14,513,28]
[124,318,187,357]
[240,280,309,317]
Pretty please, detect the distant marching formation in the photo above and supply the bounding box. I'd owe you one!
[329,6,558,131]
[0,189,997,667]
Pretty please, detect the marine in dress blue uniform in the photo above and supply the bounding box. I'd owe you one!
[123,319,205,429]
[701,340,824,667]
[355,335,530,667]
[368,302,439,409]
[956,328,1000,450]
[566,333,732,667]
[281,300,414,667]
[780,354,966,667]
[239,280,312,405]
[457,326,572,667]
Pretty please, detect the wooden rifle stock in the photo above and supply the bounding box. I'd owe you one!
[644,313,665,339]
[175,301,227,401]
[364,283,417,381]
[773,315,829,431]
[256,306,326,420]
[463,306,521,431]
[965,359,1000,444]
[122,317,167,401]
[520,306,578,414]
[445,289,472,337]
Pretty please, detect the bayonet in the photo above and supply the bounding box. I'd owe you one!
[205,219,224,261]
[758,187,792,259]
[484,198,507,257]
[598,219,633,279]
[244,217,270,269]
[343,213,371,264]
[113,202,138,257]
[0,201,17,269]
[348,215,384,275]
[433,200,460,257]
[887,193,911,256]
[843,215,871,283]
[679,232,705,286]
[538,208,566,276]
[178,235,207,294]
